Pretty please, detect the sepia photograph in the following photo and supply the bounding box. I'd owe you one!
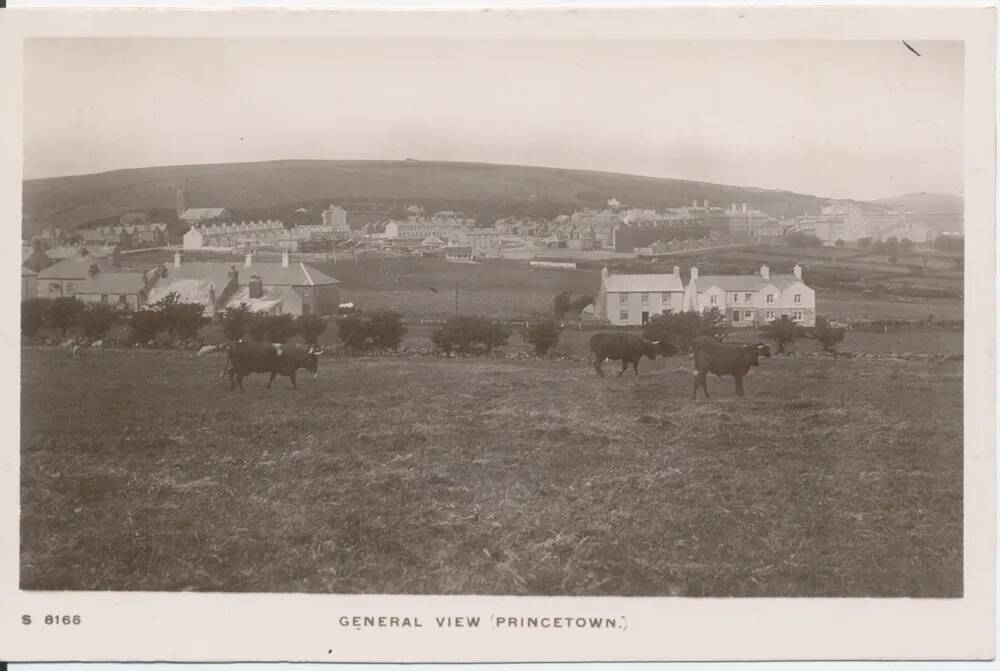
[1,5,995,664]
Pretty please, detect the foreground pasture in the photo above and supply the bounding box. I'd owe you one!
[20,348,961,596]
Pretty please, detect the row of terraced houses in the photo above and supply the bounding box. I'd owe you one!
[595,264,816,328]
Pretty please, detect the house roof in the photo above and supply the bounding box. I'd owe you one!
[446,246,472,255]
[159,260,338,289]
[22,267,37,276]
[181,208,228,221]
[225,286,292,313]
[602,273,684,293]
[36,257,132,280]
[693,274,801,292]
[74,272,148,295]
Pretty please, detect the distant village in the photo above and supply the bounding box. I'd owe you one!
[21,189,961,329]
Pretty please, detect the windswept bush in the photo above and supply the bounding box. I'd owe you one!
[221,304,254,341]
[296,314,328,346]
[642,307,729,354]
[336,311,407,351]
[248,313,299,344]
[21,298,52,337]
[128,292,207,344]
[810,316,846,353]
[521,319,562,356]
[761,314,805,354]
[78,303,121,340]
[45,296,85,338]
[431,316,511,354]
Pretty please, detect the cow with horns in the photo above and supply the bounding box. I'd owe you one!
[220,340,322,391]
[691,340,771,399]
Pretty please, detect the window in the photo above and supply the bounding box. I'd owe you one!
[663,293,671,306]
[710,295,718,305]
[745,293,753,302]
[619,293,629,305]
[766,310,775,319]
[119,295,128,305]
[619,310,629,321]
[794,311,803,320]
[49,282,61,293]
[731,293,739,303]
[640,293,649,305]
[100,294,108,305]
[66,282,75,293]
[766,294,774,304]
[794,294,802,304]
[304,287,312,297]
[745,310,753,319]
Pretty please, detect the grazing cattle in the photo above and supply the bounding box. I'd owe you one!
[589,332,661,377]
[221,340,321,391]
[692,341,771,399]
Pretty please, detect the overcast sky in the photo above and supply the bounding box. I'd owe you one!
[23,38,963,201]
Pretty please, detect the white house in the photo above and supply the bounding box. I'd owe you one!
[683,264,816,327]
[595,266,686,326]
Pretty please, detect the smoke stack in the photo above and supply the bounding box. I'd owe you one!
[690,266,699,280]
[245,253,252,268]
[760,264,770,280]
[174,252,182,268]
[793,264,802,279]
[282,251,290,268]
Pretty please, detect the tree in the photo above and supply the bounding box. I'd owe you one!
[297,314,328,346]
[521,320,562,355]
[811,316,846,353]
[78,303,120,340]
[787,232,823,248]
[221,304,254,341]
[336,314,370,351]
[934,235,964,253]
[761,314,804,354]
[568,294,594,313]
[21,298,51,336]
[834,238,845,247]
[899,238,914,253]
[857,237,872,249]
[45,297,84,337]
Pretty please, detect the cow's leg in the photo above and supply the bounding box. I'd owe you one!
[593,356,605,377]
[236,373,246,392]
[632,361,639,376]
[228,368,237,391]
[692,371,709,400]
[734,375,745,396]
[617,360,628,377]
[267,372,277,389]
[289,371,298,389]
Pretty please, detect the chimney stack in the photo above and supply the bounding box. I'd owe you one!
[673,265,680,278]
[174,252,182,268]
[249,274,263,299]
[692,199,698,208]
[690,266,699,280]
[703,199,709,209]
[793,263,802,279]
[760,264,770,280]
[282,251,290,268]
[742,203,748,214]
[245,253,252,268]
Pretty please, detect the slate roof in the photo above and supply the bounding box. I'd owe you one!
[74,273,148,295]
[225,286,293,314]
[180,208,229,221]
[36,257,132,280]
[602,273,684,293]
[693,274,802,292]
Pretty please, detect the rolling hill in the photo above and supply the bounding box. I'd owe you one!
[22,160,830,237]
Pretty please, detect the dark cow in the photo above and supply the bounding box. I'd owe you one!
[221,340,321,391]
[691,340,771,399]
[590,332,661,377]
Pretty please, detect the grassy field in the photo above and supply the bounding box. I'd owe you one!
[21,344,962,596]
